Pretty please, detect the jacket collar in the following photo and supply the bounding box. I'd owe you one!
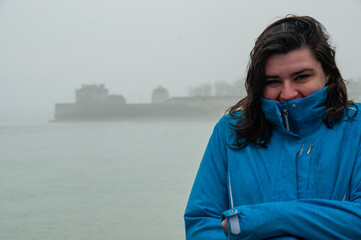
[261,86,328,136]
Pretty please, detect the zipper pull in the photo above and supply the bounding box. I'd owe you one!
[307,143,314,155]
[283,108,290,131]
[297,141,304,157]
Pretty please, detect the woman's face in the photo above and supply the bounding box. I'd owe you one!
[263,47,329,102]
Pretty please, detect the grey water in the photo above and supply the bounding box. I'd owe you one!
[0,120,216,240]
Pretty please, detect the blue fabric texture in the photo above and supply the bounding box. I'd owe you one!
[184,87,361,239]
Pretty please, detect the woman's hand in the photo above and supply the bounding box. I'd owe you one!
[222,219,229,232]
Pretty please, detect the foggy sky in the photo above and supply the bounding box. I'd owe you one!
[1,0,360,122]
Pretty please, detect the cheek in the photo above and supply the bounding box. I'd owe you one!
[263,88,278,100]
[301,82,326,96]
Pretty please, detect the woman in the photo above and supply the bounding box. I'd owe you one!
[184,16,361,239]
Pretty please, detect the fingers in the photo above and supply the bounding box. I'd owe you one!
[222,219,229,232]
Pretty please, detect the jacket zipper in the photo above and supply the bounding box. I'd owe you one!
[283,108,290,131]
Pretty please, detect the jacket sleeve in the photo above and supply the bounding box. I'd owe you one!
[184,118,230,240]
[222,147,361,240]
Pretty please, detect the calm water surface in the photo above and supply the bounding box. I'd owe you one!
[0,120,216,240]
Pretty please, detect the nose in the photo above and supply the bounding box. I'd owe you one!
[279,82,299,102]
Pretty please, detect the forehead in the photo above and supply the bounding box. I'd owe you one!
[265,47,320,75]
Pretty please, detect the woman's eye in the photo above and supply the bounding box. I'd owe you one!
[295,75,309,80]
[265,80,280,85]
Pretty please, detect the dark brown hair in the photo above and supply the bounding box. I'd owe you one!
[228,15,357,149]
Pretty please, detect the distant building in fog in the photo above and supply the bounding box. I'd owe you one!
[75,84,126,104]
[151,86,169,103]
[106,94,126,104]
[53,84,242,122]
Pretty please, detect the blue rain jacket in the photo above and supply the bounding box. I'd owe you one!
[184,87,361,239]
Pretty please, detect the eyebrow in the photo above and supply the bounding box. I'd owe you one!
[265,68,314,79]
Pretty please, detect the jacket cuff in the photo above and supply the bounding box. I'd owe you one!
[222,209,241,236]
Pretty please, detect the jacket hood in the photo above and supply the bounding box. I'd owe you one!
[261,86,328,136]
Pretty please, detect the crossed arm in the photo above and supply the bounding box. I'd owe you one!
[184,121,361,239]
